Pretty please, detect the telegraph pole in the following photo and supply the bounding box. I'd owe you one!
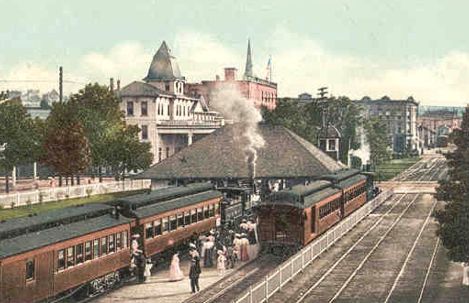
[59,66,63,102]
[318,87,329,128]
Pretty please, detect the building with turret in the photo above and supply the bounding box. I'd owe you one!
[186,40,277,110]
[118,41,224,164]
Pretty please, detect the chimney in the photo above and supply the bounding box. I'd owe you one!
[117,79,121,91]
[110,78,114,92]
[224,68,237,81]
[215,75,220,81]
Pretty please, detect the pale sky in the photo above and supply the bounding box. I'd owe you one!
[1,0,469,105]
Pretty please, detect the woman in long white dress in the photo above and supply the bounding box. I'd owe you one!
[169,252,184,281]
[217,250,226,276]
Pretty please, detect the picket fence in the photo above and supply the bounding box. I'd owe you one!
[235,189,394,303]
[0,179,151,209]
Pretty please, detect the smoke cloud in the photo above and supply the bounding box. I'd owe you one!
[348,126,370,167]
[210,84,265,178]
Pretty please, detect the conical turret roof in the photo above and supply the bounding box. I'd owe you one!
[144,41,183,81]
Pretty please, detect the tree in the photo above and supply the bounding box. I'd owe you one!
[40,99,51,110]
[263,97,363,163]
[69,83,123,181]
[106,125,153,180]
[364,117,392,166]
[41,102,91,184]
[0,99,42,192]
[434,106,469,284]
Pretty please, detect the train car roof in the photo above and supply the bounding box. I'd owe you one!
[0,214,132,259]
[337,174,367,189]
[0,203,112,240]
[265,185,340,209]
[321,168,361,181]
[115,183,214,209]
[131,190,222,218]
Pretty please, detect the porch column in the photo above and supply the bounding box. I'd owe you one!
[187,131,193,146]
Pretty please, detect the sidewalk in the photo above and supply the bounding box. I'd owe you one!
[0,177,117,194]
[94,258,252,303]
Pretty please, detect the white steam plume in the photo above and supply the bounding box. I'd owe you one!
[210,84,265,178]
[348,126,370,167]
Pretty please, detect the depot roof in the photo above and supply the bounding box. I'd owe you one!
[135,124,344,180]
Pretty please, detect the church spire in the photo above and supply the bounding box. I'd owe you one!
[244,39,253,79]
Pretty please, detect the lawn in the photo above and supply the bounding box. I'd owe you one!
[0,189,145,221]
[375,157,421,181]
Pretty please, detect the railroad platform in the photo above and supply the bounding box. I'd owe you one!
[93,252,259,303]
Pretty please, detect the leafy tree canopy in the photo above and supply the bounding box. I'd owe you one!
[434,105,469,262]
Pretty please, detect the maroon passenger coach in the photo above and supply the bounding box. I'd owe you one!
[0,204,132,303]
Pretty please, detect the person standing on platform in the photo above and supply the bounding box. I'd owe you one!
[233,234,242,262]
[134,251,146,283]
[189,257,201,293]
[240,234,250,262]
[169,252,184,281]
[203,238,214,267]
[144,258,153,280]
[217,250,226,276]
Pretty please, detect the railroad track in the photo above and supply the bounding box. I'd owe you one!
[264,193,440,303]
[185,254,284,303]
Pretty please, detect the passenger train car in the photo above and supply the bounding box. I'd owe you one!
[0,183,222,303]
[257,169,373,253]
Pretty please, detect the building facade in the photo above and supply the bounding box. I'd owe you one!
[186,40,277,110]
[119,41,223,164]
[357,96,420,154]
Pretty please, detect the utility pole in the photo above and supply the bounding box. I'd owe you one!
[318,87,329,128]
[59,66,63,102]
[317,86,328,100]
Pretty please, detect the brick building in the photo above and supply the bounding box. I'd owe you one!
[186,40,277,110]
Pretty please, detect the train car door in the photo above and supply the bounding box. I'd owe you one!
[310,206,316,234]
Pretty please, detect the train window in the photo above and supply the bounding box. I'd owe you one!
[58,250,65,271]
[116,233,121,249]
[122,231,128,248]
[162,217,169,234]
[145,222,154,239]
[204,205,210,218]
[109,234,115,253]
[85,241,92,261]
[154,220,162,236]
[25,259,35,282]
[101,237,108,255]
[93,239,100,258]
[184,212,191,225]
[209,204,215,217]
[215,203,220,214]
[197,207,204,221]
[191,209,197,223]
[66,247,75,268]
[76,244,84,264]
[170,215,177,231]
[177,213,184,227]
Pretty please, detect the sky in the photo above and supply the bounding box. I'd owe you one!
[1,0,469,105]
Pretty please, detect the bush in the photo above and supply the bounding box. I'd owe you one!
[10,201,16,209]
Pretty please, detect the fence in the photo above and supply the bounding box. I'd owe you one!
[235,190,394,303]
[0,179,151,209]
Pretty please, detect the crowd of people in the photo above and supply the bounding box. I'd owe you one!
[129,218,260,294]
